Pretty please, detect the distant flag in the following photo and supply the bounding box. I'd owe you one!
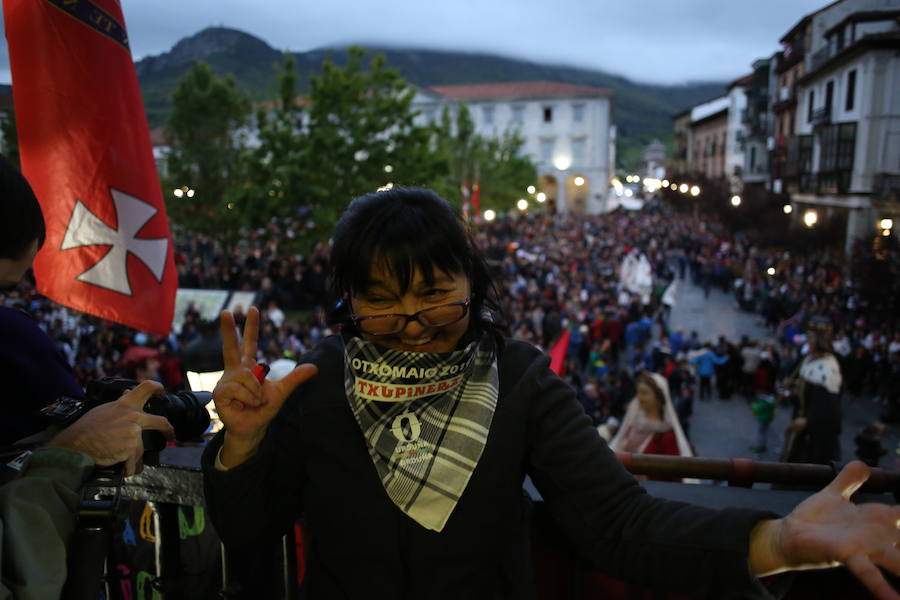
[4,0,177,335]
[471,180,481,217]
[549,329,570,376]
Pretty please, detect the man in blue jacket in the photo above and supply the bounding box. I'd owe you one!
[690,343,728,401]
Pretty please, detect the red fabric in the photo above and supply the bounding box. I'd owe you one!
[644,431,682,482]
[4,0,176,335]
[548,329,570,376]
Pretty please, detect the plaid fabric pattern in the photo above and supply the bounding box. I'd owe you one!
[343,335,499,531]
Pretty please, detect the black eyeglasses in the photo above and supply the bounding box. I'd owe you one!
[350,298,471,336]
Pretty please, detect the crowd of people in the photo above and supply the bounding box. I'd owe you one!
[2,204,898,464]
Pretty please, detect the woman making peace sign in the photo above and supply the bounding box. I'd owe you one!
[203,188,900,599]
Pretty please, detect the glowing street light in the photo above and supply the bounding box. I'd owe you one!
[384,165,393,173]
[879,218,893,230]
[730,195,741,207]
[173,188,184,198]
[783,204,793,214]
[767,267,776,276]
[679,183,689,194]
[517,199,529,211]
[690,185,700,197]
[624,189,633,197]
[527,185,536,194]
[574,176,585,187]
[484,209,496,222]
[186,188,195,198]
[662,179,669,187]
[536,192,547,202]
[670,183,677,191]
[803,210,818,227]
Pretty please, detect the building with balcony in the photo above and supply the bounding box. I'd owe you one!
[670,108,692,176]
[685,96,729,180]
[740,57,777,190]
[789,1,900,251]
[412,81,614,214]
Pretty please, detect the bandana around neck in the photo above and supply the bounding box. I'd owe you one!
[342,333,499,532]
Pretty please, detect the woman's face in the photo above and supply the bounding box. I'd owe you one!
[351,264,471,353]
[636,382,662,416]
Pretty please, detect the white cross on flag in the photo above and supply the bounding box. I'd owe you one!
[5,0,177,334]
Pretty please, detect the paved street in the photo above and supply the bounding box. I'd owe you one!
[667,276,899,471]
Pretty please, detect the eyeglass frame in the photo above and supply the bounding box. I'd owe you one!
[349,297,472,336]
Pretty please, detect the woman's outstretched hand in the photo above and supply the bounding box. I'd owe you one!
[213,306,317,467]
[751,460,900,599]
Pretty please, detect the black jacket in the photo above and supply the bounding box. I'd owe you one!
[203,336,774,599]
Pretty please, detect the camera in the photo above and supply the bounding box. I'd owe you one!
[41,378,212,453]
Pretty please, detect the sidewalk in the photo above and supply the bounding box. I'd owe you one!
[667,276,899,471]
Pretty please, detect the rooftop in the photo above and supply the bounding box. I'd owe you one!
[426,81,612,101]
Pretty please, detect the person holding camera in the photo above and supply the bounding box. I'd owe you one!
[0,155,176,598]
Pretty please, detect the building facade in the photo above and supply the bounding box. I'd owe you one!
[785,0,900,251]
[413,81,614,214]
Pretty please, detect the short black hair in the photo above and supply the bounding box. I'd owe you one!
[329,187,500,332]
[0,154,45,260]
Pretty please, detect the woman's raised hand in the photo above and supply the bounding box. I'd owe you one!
[213,306,317,466]
[752,461,900,599]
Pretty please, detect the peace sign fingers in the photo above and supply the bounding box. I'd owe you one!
[220,310,242,371]
[240,307,261,369]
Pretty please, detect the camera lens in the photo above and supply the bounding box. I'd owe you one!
[144,391,212,443]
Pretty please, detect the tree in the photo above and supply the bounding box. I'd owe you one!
[300,47,447,239]
[432,103,536,214]
[231,53,308,232]
[163,61,249,238]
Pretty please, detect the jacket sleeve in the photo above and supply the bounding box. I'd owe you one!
[202,390,308,545]
[0,447,93,600]
[521,351,777,599]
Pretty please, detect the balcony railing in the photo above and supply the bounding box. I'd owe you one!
[810,44,836,70]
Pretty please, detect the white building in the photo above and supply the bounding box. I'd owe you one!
[412,81,615,214]
[791,2,900,251]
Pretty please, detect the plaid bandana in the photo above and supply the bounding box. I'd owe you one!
[343,333,499,532]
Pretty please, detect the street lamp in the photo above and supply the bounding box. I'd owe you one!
[536,192,547,203]
[670,183,677,191]
[574,176,585,187]
[690,185,700,197]
[879,218,893,231]
[527,185,536,194]
[803,210,818,227]
[783,204,793,214]
[384,165,393,173]
[517,199,528,211]
[767,267,776,276]
[186,188,195,198]
[730,195,741,207]
[662,179,669,187]
[484,209,496,222]
[679,183,689,194]
[173,188,184,198]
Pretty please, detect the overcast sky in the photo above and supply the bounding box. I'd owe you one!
[0,0,829,85]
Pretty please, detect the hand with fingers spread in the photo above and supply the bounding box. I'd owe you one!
[750,461,900,600]
[214,306,318,468]
[46,380,174,477]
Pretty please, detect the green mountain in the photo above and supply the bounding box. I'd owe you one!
[136,27,728,168]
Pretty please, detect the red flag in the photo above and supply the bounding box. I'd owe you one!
[471,180,481,216]
[548,329,570,376]
[4,0,176,335]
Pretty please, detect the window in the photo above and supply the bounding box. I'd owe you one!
[572,104,585,123]
[825,80,834,117]
[572,137,586,161]
[482,105,494,125]
[807,90,815,123]
[540,138,555,161]
[424,107,437,123]
[543,106,553,123]
[845,69,856,111]
[511,105,524,124]
[750,146,757,171]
